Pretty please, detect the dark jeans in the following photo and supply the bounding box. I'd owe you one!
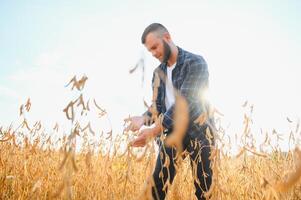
[151,124,214,200]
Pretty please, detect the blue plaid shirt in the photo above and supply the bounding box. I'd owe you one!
[144,47,212,134]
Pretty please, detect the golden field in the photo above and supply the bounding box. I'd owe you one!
[1,76,301,200]
[1,113,301,200]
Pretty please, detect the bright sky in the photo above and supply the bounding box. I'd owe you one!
[1,1,301,149]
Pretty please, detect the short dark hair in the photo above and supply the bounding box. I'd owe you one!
[141,23,169,44]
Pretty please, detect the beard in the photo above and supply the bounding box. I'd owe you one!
[162,40,171,64]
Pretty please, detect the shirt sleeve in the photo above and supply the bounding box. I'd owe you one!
[142,67,163,125]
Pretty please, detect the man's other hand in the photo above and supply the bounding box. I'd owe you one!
[130,123,162,147]
[130,128,154,147]
[124,116,145,132]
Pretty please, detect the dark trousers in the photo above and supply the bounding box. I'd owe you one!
[151,125,213,200]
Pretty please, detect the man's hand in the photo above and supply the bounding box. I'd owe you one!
[130,122,163,147]
[130,128,153,147]
[124,116,145,132]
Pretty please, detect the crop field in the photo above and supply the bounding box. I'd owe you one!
[1,76,301,200]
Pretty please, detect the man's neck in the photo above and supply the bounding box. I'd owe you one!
[167,46,178,67]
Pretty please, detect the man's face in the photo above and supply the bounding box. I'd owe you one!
[144,32,171,64]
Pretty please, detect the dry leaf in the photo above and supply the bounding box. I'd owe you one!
[165,93,189,152]
[65,75,88,91]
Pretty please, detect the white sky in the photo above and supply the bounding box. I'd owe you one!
[0,1,300,150]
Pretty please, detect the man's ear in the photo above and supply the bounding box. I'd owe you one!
[163,32,171,42]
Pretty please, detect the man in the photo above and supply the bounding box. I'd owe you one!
[126,23,214,200]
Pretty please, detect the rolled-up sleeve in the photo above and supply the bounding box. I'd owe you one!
[142,67,163,125]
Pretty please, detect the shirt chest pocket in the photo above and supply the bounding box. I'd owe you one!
[172,71,186,89]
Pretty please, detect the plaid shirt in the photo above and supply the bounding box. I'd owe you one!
[144,47,212,135]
